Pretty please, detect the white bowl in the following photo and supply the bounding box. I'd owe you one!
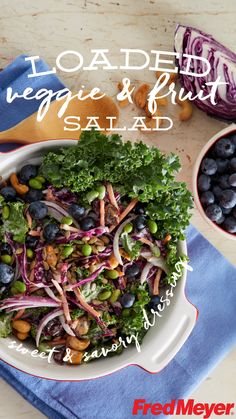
[193,124,236,241]
[0,140,197,381]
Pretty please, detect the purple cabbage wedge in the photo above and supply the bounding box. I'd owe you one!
[174,24,236,121]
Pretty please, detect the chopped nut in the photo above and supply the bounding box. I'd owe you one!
[75,316,90,336]
[67,336,90,351]
[133,83,150,109]
[101,236,110,245]
[89,237,98,244]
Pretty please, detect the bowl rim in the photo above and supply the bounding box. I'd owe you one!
[0,139,198,380]
[193,124,236,241]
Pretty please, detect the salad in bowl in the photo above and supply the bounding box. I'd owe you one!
[0,132,193,369]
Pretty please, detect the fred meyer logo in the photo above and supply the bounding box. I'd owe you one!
[132,399,235,418]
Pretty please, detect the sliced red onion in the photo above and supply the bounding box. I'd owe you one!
[59,315,75,337]
[45,287,61,303]
[142,255,169,274]
[0,296,60,311]
[36,309,64,347]
[113,216,135,266]
[140,262,153,284]
[42,200,79,228]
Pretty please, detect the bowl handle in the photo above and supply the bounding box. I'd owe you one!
[137,298,198,373]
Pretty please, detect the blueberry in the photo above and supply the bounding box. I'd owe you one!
[205,204,222,222]
[200,191,215,207]
[69,203,85,221]
[200,158,217,175]
[222,216,236,233]
[19,165,37,183]
[80,217,95,231]
[229,173,236,187]
[134,202,145,215]
[29,201,48,220]
[221,207,232,215]
[0,263,14,286]
[214,137,235,158]
[44,319,64,337]
[212,185,223,200]
[53,347,66,364]
[216,158,230,174]
[125,263,140,278]
[218,174,230,189]
[134,215,146,231]
[219,189,236,209]
[230,158,236,172]
[216,215,225,225]
[43,223,60,242]
[25,235,39,249]
[0,243,12,255]
[148,295,163,311]
[0,187,17,201]
[229,133,236,147]
[120,293,135,308]
[24,189,44,203]
[197,174,211,192]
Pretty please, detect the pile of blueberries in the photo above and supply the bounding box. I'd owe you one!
[197,133,236,233]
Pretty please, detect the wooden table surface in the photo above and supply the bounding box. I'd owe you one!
[0,0,235,417]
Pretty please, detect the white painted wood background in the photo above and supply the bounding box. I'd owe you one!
[0,0,235,417]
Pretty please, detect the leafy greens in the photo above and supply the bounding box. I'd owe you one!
[40,131,192,240]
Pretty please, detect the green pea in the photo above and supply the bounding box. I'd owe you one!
[98,290,112,301]
[86,190,99,203]
[2,205,10,220]
[105,269,119,279]
[26,248,34,259]
[123,223,133,234]
[0,254,12,264]
[35,175,46,184]
[109,289,121,303]
[61,216,73,225]
[11,281,26,294]
[97,185,106,200]
[62,245,74,258]
[29,178,43,190]
[38,342,50,353]
[151,245,160,257]
[122,308,131,317]
[147,219,158,234]
[81,244,92,257]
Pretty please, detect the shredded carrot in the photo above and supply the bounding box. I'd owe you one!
[163,234,171,245]
[119,248,131,261]
[26,211,32,229]
[109,198,138,232]
[153,268,162,295]
[29,269,35,283]
[139,237,153,247]
[13,309,25,321]
[61,293,72,324]
[46,188,56,201]
[28,230,41,237]
[107,183,119,210]
[100,199,105,227]
[108,253,119,269]
[48,338,66,346]
[73,288,101,318]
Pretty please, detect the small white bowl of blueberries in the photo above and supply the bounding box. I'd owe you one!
[193,124,236,239]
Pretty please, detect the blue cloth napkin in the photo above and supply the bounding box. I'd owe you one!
[0,54,65,131]
[0,57,236,419]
